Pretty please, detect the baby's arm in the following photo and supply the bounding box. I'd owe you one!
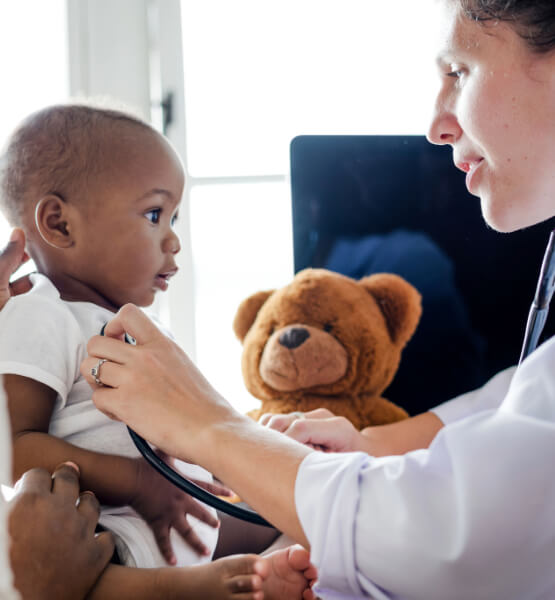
[6,374,141,505]
[5,373,221,563]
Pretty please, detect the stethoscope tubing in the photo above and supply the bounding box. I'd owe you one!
[127,427,272,526]
[108,229,555,527]
[99,325,272,526]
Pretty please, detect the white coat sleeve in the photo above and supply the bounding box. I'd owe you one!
[429,365,516,425]
[295,339,555,600]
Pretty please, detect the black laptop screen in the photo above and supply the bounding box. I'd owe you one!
[290,135,555,414]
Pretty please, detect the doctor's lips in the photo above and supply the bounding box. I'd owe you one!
[455,157,484,173]
[455,156,484,193]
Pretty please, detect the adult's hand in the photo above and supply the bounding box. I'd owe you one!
[0,229,31,309]
[261,408,369,453]
[9,462,114,600]
[81,303,235,464]
[81,304,312,547]
[261,409,445,457]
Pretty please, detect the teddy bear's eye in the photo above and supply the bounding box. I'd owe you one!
[323,323,333,333]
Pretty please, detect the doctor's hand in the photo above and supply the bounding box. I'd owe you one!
[81,303,237,465]
[130,453,231,564]
[0,229,31,309]
[262,409,446,457]
[9,463,114,600]
[260,408,367,453]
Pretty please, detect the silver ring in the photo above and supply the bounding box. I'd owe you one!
[291,411,305,420]
[91,358,108,386]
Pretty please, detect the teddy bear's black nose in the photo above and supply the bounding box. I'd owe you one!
[279,327,310,349]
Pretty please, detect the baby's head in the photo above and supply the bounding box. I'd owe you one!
[0,104,184,310]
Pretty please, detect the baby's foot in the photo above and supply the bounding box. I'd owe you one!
[172,554,266,600]
[259,544,315,600]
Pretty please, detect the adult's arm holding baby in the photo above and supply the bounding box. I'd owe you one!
[4,373,223,564]
[83,304,313,549]
[9,463,115,600]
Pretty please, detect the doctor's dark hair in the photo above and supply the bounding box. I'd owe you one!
[457,0,555,52]
[0,103,153,226]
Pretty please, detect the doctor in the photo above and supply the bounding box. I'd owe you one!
[62,0,555,597]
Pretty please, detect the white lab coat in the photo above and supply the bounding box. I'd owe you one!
[295,337,555,599]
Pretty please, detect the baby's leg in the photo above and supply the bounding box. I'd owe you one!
[214,509,280,557]
[87,555,268,600]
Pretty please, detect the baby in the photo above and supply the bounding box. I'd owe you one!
[0,104,314,599]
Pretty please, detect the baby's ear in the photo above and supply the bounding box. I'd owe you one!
[233,290,274,342]
[34,194,75,249]
[359,273,422,347]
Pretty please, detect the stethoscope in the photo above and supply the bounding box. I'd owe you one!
[519,230,555,364]
[99,325,272,527]
[102,231,555,527]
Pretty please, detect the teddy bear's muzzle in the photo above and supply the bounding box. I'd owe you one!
[259,324,349,391]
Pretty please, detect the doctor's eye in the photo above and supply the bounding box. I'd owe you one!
[145,208,161,224]
[445,64,466,80]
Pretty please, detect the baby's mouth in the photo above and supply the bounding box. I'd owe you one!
[154,268,178,290]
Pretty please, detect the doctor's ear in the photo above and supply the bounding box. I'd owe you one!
[34,194,75,249]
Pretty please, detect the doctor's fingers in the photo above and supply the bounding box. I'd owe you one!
[104,303,163,345]
[85,334,136,366]
[284,416,357,451]
[81,356,125,389]
[260,407,336,431]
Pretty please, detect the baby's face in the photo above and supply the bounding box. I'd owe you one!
[72,128,185,309]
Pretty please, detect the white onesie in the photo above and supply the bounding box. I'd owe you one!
[0,274,218,568]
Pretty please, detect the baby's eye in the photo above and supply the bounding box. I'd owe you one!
[171,212,179,226]
[145,208,161,224]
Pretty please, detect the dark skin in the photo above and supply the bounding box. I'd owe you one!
[2,232,115,599]
[5,374,226,563]
[1,124,315,598]
[8,463,114,600]
[6,129,227,564]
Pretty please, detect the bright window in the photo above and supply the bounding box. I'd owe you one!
[179,0,437,412]
[0,0,69,273]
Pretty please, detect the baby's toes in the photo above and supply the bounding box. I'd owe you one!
[217,553,269,580]
[225,574,264,599]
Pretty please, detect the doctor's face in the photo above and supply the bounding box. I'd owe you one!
[427,1,555,233]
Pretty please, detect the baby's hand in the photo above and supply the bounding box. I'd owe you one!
[130,453,230,565]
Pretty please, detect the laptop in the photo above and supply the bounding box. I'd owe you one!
[290,135,555,414]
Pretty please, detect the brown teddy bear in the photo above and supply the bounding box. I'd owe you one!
[233,268,422,430]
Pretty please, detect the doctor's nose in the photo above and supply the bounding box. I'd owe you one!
[427,103,463,147]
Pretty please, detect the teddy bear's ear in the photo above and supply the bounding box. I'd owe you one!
[233,290,274,342]
[359,273,422,347]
